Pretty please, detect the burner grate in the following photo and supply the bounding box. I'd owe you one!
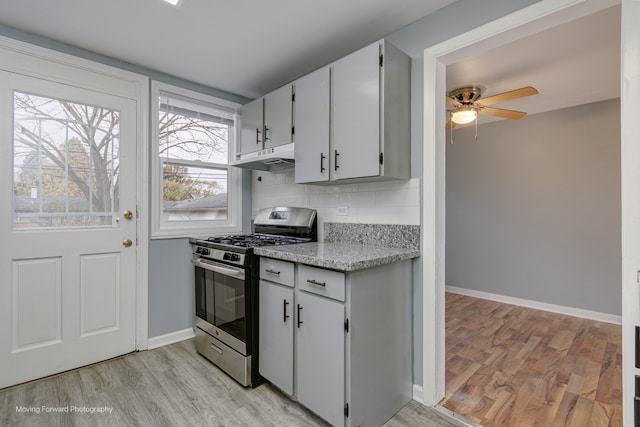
[206,234,310,248]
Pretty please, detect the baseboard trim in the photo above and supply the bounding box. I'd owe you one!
[412,384,425,404]
[446,286,621,325]
[147,328,195,350]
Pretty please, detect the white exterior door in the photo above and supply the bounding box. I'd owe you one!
[0,70,138,388]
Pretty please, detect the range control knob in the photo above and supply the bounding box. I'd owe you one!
[230,254,240,262]
[223,253,232,261]
[201,248,210,256]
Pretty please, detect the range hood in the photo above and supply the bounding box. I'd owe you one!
[230,143,295,171]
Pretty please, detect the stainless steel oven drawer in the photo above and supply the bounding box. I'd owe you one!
[195,328,252,387]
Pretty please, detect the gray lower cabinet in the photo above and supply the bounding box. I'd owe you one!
[258,279,294,395]
[258,257,412,427]
[296,291,345,426]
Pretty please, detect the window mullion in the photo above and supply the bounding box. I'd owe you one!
[161,157,229,170]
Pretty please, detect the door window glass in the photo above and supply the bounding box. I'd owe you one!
[13,92,120,229]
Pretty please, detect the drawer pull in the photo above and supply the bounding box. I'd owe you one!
[265,269,281,275]
[210,343,223,355]
[307,279,326,287]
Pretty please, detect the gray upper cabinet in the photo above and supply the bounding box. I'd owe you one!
[294,66,331,184]
[239,97,263,155]
[264,84,293,149]
[293,39,411,184]
[332,42,381,180]
[238,84,293,156]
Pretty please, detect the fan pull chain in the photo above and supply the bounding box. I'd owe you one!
[450,120,454,145]
[474,114,478,141]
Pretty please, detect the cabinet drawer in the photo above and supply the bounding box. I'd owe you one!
[260,258,294,287]
[298,265,345,302]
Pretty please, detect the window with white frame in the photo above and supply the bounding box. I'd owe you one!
[151,81,242,238]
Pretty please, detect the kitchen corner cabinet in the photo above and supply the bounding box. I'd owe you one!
[239,84,293,156]
[294,39,411,184]
[258,257,412,427]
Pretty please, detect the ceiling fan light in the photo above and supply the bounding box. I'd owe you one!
[451,108,477,124]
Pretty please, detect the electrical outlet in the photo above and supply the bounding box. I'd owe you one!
[336,206,348,216]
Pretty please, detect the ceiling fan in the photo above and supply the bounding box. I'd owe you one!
[445,86,539,138]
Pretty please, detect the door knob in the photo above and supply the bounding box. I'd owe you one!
[123,239,133,248]
[123,210,133,220]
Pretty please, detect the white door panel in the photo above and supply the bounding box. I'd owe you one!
[80,252,121,336]
[0,70,138,388]
[12,257,62,351]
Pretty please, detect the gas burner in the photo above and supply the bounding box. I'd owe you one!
[206,234,310,248]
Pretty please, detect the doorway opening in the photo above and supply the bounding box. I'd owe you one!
[420,0,625,424]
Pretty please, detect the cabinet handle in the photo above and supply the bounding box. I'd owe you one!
[265,269,280,275]
[334,150,340,170]
[297,304,303,328]
[264,126,270,142]
[256,128,262,144]
[306,279,326,287]
[283,300,290,322]
[320,153,326,173]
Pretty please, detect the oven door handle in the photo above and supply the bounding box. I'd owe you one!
[192,258,245,279]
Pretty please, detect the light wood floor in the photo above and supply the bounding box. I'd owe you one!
[440,292,622,426]
[0,339,458,427]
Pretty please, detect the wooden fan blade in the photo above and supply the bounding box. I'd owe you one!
[480,107,527,120]
[445,119,456,130]
[446,96,460,106]
[479,86,538,106]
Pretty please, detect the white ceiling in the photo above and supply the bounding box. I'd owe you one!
[446,4,620,125]
[0,1,621,114]
[0,0,457,99]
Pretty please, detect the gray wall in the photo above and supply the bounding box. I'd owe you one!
[446,99,621,315]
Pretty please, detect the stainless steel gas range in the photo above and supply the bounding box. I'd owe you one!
[189,207,317,387]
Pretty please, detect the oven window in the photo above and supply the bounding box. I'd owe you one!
[213,275,246,341]
[195,266,246,343]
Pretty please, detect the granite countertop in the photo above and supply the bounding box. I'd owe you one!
[254,242,420,272]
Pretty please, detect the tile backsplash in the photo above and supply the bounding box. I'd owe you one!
[251,169,420,241]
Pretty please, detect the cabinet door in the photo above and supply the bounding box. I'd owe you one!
[259,280,294,395]
[296,292,345,427]
[294,67,330,183]
[332,42,380,180]
[239,98,263,155]
[264,84,292,149]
